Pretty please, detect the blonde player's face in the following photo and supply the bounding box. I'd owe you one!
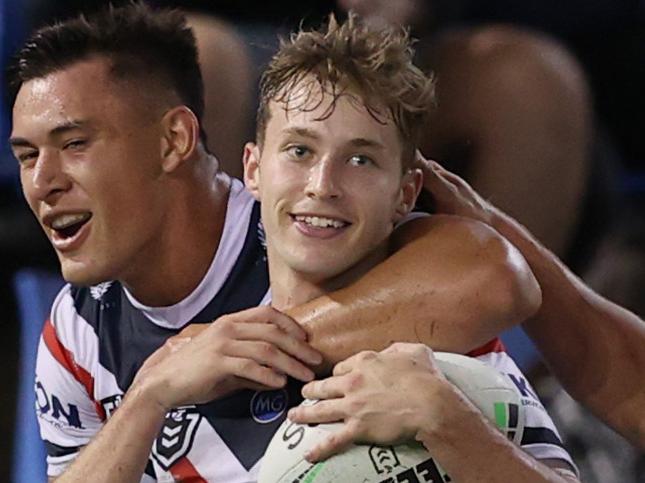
[245,85,420,283]
[12,57,170,286]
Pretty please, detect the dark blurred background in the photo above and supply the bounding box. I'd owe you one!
[2,0,644,480]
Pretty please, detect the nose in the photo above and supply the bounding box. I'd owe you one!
[304,158,342,200]
[24,149,71,204]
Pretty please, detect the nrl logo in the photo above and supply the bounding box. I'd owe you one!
[151,407,201,470]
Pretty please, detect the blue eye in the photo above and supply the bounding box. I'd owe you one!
[348,154,373,167]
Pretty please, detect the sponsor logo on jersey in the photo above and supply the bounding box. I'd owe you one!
[251,388,288,424]
[506,373,539,400]
[151,406,201,470]
[35,380,83,429]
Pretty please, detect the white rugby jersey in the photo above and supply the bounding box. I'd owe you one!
[35,178,575,481]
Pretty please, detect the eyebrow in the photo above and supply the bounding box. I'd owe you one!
[9,120,90,149]
[348,137,386,150]
[282,126,386,150]
[281,126,321,140]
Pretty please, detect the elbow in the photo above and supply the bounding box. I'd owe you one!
[483,238,542,327]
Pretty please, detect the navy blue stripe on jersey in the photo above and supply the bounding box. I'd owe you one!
[193,201,269,320]
[144,459,156,478]
[71,282,183,393]
[509,402,519,428]
[198,378,304,470]
[45,440,79,457]
[521,427,565,448]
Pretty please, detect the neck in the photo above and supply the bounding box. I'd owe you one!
[269,242,389,311]
[122,164,230,307]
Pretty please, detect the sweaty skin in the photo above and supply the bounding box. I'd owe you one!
[420,158,645,449]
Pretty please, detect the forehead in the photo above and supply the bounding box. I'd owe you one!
[12,58,149,136]
[266,81,402,150]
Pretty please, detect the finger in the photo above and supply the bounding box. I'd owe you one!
[225,356,288,388]
[301,376,347,400]
[412,150,429,169]
[229,306,308,341]
[305,424,358,462]
[332,350,378,376]
[227,339,316,382]
[230,322,323,367]
[288,399,347,425]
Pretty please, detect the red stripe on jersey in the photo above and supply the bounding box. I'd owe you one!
[42,319,106,421]
[170,457,207,483]
[467,337,506,357]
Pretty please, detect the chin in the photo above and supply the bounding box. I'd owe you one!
[289,256,356,281]
[59,259,113,287]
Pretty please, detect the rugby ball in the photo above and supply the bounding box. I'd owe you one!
[258,352,524,483]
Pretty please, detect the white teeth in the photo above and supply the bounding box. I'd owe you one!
[51,213,90,230]
[294,215,346,228]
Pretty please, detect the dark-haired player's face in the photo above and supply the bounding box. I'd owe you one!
[11,58,169,285]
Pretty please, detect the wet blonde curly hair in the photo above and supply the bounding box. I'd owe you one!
[256,13,435,167]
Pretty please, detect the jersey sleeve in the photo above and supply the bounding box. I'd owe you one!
[475,351,579,476]
[35,285,105,477]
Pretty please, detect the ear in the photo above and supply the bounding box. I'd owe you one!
[243,142,262,201]
[159,106,200,173]
[394,168,423,222]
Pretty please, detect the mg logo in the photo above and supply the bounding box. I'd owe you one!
[250,388,288,424]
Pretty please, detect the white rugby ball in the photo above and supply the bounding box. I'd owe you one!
[258,352,524,483]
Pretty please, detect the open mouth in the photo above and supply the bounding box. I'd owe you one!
[291,214,350,229]
[50,212,92,240]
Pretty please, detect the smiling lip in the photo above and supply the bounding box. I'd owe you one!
[290,213,350,239]
[49,217,92,253]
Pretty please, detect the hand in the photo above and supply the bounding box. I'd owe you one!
[287,342,451,462]
[133,306,323,411]
[415,154,497,225]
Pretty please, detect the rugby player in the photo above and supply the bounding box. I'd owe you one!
[246,14,578,482]
[8,4,539,481]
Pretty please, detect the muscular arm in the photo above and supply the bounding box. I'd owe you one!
[423,159,645,449]
[414,379,579,483]
[289,214,541,369]
[51,388,166,483]
[495,209,645,448]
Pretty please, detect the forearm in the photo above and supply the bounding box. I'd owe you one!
[416,382,577,483]
[489,209,645,448]
[288,216,540,369]
[57,384,166,483]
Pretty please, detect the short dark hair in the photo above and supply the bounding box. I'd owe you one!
[257,13,435,168]
[7,2,206,143]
